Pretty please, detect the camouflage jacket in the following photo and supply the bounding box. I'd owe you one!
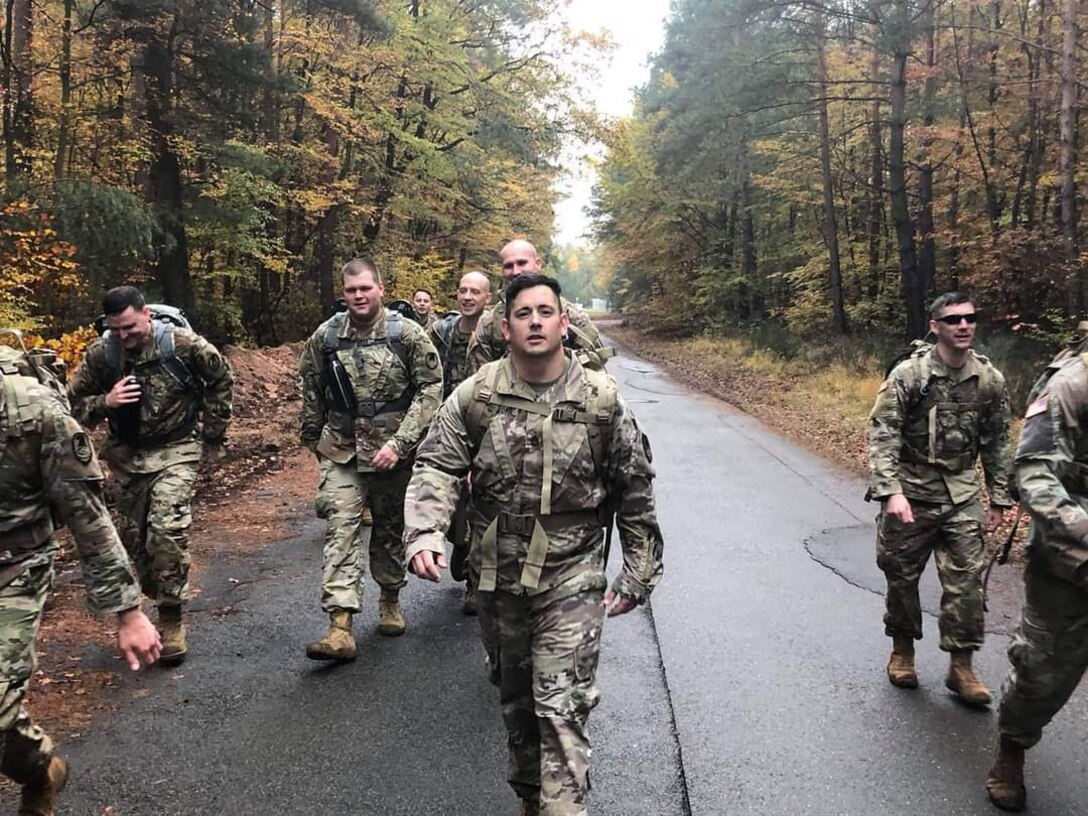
[467,294,606,374]
[430,313,474,399]
[298,309,443,472]
[0,374,141,612]
[868,345,1013,506]
[68,328,234,474]
[403,353,664,603]
[1016,353,1088,586]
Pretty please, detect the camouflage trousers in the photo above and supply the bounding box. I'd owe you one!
[315,458,408,612]
[477,584,606,816]
[876,497,986,651]
[114,462,199,608]
[999,557,1088,748]
[0,563,55,785]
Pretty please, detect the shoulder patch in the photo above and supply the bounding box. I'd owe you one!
[1025,396,1049,418]
[426,351,439,371]
[71,432,93,464]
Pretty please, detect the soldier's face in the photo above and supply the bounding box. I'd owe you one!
[501,286,568,358]
[456,276,490,317]
[930,301,977,353]
[412,291,432,315]
[106,306,153,351]
[499,245,542,280]
[343,270,384,323]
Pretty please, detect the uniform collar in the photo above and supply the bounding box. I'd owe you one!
[496,351,584,402]
[339,309,387,340]
[927,346,979,383]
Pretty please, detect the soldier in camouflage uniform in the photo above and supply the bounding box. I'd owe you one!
[299,258,442,660]
[431,270,492,615]
[0,348,160,815]
[985,343,1088,812]
[407,273,663,816]
[68,286,234,666]
[467,240,610,373]
[868,292,1013,705]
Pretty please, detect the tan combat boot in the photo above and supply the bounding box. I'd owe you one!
[886,635,918,688]
[158,606,188,666]
[946,650,992,706]
[985,737,1026,811]
[378,588,406,636]
[305,611,356,661]
[462,584,478,617]
[18,756,69,816]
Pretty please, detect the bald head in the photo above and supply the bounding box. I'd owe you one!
[457,270,492,318]
[499,239,543,280]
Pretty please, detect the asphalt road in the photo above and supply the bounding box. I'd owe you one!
[56,344,1088,815]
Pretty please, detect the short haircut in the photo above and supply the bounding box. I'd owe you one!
[413,288,433,299]
[930,291,973,318]
[341,257,382,284]
[505,273,561,318]
[102,285,146,316]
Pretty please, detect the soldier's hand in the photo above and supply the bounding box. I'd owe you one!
[105,376,141,409]
[372,444,400,471]
[116,607,162,670]
[410,550,447,582]
[602,590,637,618]
[986,506,1005,532]
[885,494,914,524]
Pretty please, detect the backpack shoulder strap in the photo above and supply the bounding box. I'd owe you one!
[581,368,618,475]
[464,363,503,448]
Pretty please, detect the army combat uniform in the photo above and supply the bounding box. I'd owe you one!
[404,353,663,815]
[467,295,609,374]
[299,309,442,648]
[0,363,141,801]
[986,353,1088,810]
[868,345,1013,695]
[68,324,232,663]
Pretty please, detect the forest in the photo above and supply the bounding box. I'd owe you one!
[0,0,594,346]
[591,0,1086,376]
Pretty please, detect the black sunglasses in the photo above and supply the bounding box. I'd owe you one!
[935,313,978,325]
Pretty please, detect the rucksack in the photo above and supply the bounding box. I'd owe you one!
[97,304,195,389]
[0,329,71,413]
[462,361,618,482]
[1024,320,1088,409]
[321,308,414,418]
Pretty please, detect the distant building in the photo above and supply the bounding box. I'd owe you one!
[590,297,609,313]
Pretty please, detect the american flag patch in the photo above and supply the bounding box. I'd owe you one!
[1025,395,1049,418]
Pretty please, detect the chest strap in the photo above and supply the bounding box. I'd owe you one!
[476,509,600,592]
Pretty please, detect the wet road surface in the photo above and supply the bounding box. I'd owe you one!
[57,344,1088,814]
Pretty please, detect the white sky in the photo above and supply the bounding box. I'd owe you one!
[552,0,671,246]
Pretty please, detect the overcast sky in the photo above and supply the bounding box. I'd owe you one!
[552,0,671,246]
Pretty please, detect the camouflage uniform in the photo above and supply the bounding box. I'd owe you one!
[468,295,606,374]
[868,346,1013,650]
[0,370,140,784]
[404,353,663,815]
[998,353,1088,748]
[299,309,442,611]
[68,327,233,609]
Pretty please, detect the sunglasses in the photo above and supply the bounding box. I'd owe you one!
[935,313,978,326]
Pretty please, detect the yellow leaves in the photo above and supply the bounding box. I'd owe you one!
[0,201,85,329]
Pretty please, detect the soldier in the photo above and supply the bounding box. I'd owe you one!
[68,286,234,666]
[868,291,1013,704]
[467,239,610,373]
[431,271,492,615]
[0,348,160,815]
[406,273,663,816]
[299,258,442,661]
[985,346,1088,812]
[412,289,437,331]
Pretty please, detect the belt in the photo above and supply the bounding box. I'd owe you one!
[477,508,600,593]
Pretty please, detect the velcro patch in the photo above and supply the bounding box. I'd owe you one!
[426,351,439,371]
[71,432,93,464]
[1025,395,1049,418]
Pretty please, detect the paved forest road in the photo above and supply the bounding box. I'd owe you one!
[59,344,1088,815]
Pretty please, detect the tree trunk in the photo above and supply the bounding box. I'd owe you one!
[4,0,33,180]
[890,39,924,339]
[816,22,847,333]
[54,0,73,181]
[867,48,884,299]
[917,3,937,296]
[1060,0,1080,313]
